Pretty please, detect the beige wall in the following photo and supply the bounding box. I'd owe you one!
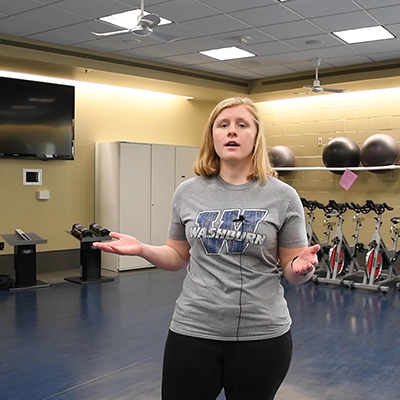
[258,87,400,246]
[1,80,214,254]
[1,67,400,256]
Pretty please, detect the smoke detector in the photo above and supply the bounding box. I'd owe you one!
[235,36,251,46]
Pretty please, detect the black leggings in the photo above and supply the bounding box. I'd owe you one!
[161,330,292,400]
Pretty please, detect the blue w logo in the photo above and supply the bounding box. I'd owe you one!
[190,209,268,255]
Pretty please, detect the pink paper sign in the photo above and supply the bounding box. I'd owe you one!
[339,169,358,190]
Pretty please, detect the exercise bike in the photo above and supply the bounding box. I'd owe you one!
[349,200,400,294]
[301,198,334,274]
[339,202,369,288]
[313,200,361,286]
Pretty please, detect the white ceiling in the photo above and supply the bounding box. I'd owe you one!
[1,0,400,96]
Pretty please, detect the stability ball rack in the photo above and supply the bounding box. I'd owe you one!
[65,230,114,285]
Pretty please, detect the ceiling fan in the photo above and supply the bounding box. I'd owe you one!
[303,58,346,94]
[91,0,176,42]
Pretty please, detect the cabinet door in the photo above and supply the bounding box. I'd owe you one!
[95,142,120,232]
[175,146,199,188]
[119,142,152,269]
[151,145,175,246]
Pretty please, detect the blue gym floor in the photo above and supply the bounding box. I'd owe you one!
[1,268,400,400]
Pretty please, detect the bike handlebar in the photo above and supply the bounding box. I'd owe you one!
[302,198,394,216]
[365,200,393,215]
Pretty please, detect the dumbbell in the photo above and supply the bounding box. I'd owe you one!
[71,223,92,240]
[89,223,110,237]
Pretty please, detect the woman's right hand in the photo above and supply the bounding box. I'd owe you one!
[92,232,142,256]
[93,233,190,271]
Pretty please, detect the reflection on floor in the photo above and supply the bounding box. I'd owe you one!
[1,267,400,400]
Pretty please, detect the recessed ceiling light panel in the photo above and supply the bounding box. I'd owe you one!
[199,47,255,61]
[333,26,395,44]
[100,9,171,29]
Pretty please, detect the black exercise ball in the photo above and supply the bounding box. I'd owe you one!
[268,145,295,176]
[322,137,360,175]
[360,133,400,174]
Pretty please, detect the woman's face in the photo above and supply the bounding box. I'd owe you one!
[212,104,258,168]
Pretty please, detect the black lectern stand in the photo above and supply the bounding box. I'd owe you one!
[65,232,114,284]
[1,232,49,291]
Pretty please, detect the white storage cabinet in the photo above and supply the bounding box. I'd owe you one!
[95,141,198,271]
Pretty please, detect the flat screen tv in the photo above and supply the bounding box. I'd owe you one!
[0,76,75,160]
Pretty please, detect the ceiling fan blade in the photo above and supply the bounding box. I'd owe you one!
[311,87,323,93]
[131,25,153,37]
[321,87,346,93]
[150,31,180,43]
[91,29,132,37]
[294,90,311,95]
[139,13,160,28]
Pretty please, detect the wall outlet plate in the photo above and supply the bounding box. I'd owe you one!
[37,190,50,200]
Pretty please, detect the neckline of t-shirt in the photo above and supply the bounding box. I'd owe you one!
[214,175,258,191]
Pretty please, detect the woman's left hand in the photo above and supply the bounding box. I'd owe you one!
[291,244,320,276]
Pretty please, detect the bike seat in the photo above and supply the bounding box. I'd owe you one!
[323,220,336,227]
[390,217,400,225]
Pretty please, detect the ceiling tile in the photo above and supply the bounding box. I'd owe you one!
[231,4,302,27]
[212,29,275,47]
[180,14,251,35]
[229,58,275,69]
[177,36,229,52]
[278,60,323,73]
[305,45,361,60]
[367,5,400,25]
[193,60,242,73]
[34,0,61,4]
[16,4,89,29]
[246,41,298,57]
[259,20,326,40]
[351,38,400,54]
[367,50,400,62]
[283,34,343,51]
[27,28,92,46]
[147,0,220,23]
[152,23,202,41]
[385,23,400,37]
[323,55,374,67]
[0,0,43,15]
[284,0,361,19]
[58,19,118,38]
[266,52,313,65]
[310,11,378,32]
[198,0,276,13]
[0,15,48,36]
[119,41,192,59]
[249,64,298,77]
[161,52,211,66]
[353,0,400,9]
[52,0,131,19]
[225,69,265,79]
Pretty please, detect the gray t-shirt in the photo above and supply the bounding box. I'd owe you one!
[168,175,307,341]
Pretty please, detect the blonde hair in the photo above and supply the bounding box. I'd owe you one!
[194,97,277,183]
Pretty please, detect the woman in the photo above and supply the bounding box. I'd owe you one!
[93,97,319,400]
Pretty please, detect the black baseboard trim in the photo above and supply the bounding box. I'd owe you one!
[0,249,80,276]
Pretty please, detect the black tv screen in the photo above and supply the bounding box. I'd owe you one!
[0,76,75,160]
